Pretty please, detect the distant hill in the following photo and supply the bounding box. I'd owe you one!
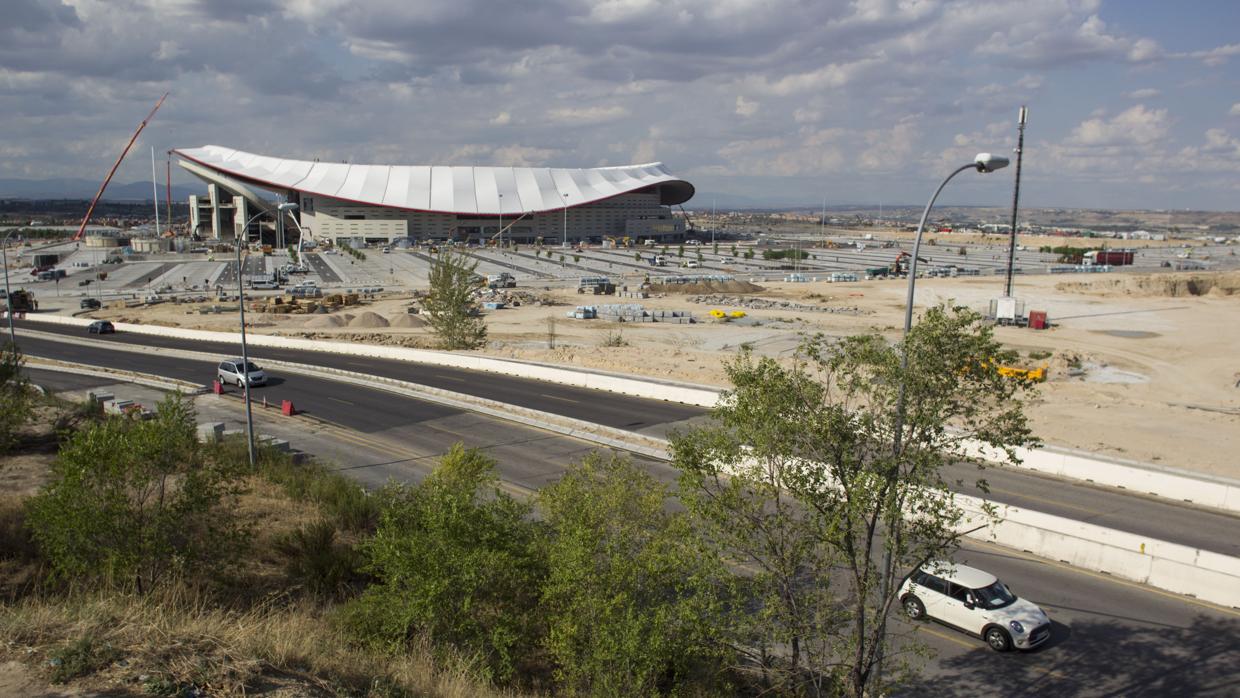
[0,178,199,202]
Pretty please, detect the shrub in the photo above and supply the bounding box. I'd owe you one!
[247,445,379,533]
[539,454,729,695]
[273,520,365,599]
[600,329,629,347]
[0,343,31,454]
[344,444,545,682]
[49,636,121,684]
[26,394,248,593]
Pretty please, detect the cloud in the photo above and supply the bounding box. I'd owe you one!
[546,105,629,124]
[734,95,759,118]
[1128,88,1160,99]
[1183,43,1240,67]
[490,111,512,125]
[1067,105,1170,147]
[1230,103,1240,117]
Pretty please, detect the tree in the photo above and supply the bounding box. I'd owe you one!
[26,394,247,593]
[423,249,487,349]
[539,454,729,696]
[0,343,31,454]
[344,444,544,681]
[671,305,1036,696]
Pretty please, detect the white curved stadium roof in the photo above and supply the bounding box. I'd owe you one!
[173,145,694,215]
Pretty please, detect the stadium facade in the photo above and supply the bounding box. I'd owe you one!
[173,145,695,247]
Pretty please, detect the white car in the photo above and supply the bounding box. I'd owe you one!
[217,358,267,387]
[899,562,1050,652]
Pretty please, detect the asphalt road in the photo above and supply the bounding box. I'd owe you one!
[13,323,1240,559]
[24,360,1240,697]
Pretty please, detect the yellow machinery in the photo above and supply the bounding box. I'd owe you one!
[997,364,1047,382]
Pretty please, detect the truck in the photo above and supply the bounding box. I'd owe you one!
[1083,250,1134,266]
[7,290,37,313]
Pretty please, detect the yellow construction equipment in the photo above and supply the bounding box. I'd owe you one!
[997,364,1047,382]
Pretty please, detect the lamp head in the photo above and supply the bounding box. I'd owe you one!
[277,202,298,212]
[974,152,1010,173]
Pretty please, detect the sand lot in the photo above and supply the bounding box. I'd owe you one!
[91,270,1240,478]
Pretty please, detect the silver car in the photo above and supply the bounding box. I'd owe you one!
[217,358,266,387]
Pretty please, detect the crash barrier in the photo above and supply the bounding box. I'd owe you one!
[26,314,1239,513]
[959,493,1240,609]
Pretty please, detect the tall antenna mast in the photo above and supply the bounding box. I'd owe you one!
[151,146,160,238]
[165,154,173,235]
[1004,105,1027,297]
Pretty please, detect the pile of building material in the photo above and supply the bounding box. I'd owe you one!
[566,303,695,323]
[250,292,363,315]
[686,295,867,315]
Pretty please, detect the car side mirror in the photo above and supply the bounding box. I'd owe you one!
[963,600,975,610]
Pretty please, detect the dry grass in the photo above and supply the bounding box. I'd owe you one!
[0,583,523,697]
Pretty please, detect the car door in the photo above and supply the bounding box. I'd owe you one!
[912,571,951,620]
[219,362,235,382]
[938,583,982,634]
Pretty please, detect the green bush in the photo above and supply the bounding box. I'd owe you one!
[761,248,809,261]
[0,343,31,454]
[539,454,729,696]
[343,444,545,682]
[26,394,248,593]
[49,636,121,684]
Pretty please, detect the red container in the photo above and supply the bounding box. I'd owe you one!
[1028,310,1048,330]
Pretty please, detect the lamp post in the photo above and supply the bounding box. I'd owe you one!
[236,202,297,467]
[498,193,504,248]
[2,230,18,348]
[875,152,1008,687]
[562,192,569,247]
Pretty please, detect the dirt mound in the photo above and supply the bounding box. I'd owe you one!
[303,313,350,328]
[389,313,426,328]
[649,279,765,294]
[348,311,390,328]
[1056,271,1240,298]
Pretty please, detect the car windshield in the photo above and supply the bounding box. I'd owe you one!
[973,580,1017,609]
[243,362,260,372]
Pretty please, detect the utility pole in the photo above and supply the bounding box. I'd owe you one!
[1004,106,1027,298]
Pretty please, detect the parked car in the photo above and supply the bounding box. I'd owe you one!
[899,562,1050,652]
[87,320,115,334]
[80,298,102,310]
[216,358,267,387]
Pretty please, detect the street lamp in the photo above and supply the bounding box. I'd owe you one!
[2,229,19,348]
[562,192,569,247]
[236,201,298,467]
[498,193,504,248]
[876,151,1008,686]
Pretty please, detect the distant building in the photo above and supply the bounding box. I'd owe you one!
[173,145,694,246]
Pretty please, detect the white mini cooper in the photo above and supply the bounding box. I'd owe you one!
[899,562,1051,652]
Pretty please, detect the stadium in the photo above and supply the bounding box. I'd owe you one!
[173,145,695,247]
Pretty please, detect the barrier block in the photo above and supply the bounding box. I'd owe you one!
[282,399,295,416]
[212,379,224,395]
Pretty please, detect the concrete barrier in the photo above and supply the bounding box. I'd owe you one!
[959,494,1240,609]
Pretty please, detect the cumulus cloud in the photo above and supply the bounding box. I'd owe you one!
[735,95,759,118]
[1067,105,1170,147]
[490,111,512,125]
[1230,103,1240,117]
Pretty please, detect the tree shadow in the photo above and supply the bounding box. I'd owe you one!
[902,613,1240,696]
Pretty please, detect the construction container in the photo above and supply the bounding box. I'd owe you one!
[1028,310,1048,330]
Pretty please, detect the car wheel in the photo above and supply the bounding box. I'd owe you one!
[985,626,1012,652]
[902,595,926,621]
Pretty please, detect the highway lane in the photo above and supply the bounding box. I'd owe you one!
[24,362,1240,696]
[15,323,1240,558]
[900,541,1240,696]
[15,319,706,432]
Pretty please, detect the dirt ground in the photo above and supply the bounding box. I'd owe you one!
[93,270,1240,478]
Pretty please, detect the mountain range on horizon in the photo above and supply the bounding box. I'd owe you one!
[0,178,200,202]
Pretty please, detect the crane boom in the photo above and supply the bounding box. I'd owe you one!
[73,92,169,242]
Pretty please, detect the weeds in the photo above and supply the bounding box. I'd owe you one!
[273,520,365,599]
[600,330,629,348]
[49,635,121,683]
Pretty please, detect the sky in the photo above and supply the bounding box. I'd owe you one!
[2,0,1239,211]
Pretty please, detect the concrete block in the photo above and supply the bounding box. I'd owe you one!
[197,422,225,443]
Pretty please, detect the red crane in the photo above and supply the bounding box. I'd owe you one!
[72,92,169,242]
